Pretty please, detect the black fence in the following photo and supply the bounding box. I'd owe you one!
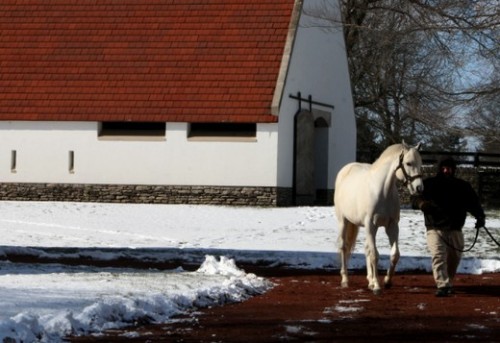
[358,150,500,168]
[419,151,500,168]
[358,150,500,208]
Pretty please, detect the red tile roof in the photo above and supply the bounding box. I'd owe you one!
[0,1,297,123]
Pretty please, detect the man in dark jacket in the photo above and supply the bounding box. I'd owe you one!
[413,157,485,297]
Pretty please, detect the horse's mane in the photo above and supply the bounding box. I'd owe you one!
[372,143,405,166]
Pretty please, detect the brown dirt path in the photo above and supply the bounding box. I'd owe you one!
[69,270,500,342]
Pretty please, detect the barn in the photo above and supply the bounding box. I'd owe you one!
[0,0,355,206]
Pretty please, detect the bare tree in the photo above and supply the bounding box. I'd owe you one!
[305,0,499,155]
[466,68,500,152]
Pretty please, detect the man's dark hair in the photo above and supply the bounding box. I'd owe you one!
[437,157,457,175]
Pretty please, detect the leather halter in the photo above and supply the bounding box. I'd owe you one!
[396,150,423,186]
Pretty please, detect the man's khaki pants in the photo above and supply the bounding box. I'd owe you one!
[426,228,464,289]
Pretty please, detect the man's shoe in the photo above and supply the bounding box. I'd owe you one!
[435,287,450,297]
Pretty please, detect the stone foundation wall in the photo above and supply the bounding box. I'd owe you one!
[2,168,496,208]
[0,183,295,207]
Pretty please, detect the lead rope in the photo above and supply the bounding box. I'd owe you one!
[483,226,500,246]
[438,225,500,253]
[437,227,480,253]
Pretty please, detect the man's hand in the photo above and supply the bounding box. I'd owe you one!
[475,217,485,229]
[418,200,433,212]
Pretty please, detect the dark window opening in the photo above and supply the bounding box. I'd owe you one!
[11,150,16,173]
[189,123,256,138]
[99,122,166,137]
[68,150,75,173]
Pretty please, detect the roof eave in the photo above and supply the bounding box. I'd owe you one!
[271,0,303,116]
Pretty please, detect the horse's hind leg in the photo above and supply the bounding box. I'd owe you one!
[384,223,400,288]
[338,219,357,288]
[338,218,349,288]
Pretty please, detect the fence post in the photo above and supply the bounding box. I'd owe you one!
[474,153,480,167]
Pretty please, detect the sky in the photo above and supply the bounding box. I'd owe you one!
[0,201,499,342]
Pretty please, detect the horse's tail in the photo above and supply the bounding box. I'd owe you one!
[344,222,359,258]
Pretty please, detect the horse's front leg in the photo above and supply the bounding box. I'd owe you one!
[384,222,400,288]
[364,224,381,295]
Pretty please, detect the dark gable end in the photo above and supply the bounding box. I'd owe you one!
[0,1,297,123]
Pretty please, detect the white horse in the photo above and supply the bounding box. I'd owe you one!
[334,142,423,295]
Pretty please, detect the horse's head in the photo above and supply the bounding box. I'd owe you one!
[395,142,424,195]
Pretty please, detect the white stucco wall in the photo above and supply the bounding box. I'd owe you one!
[276,0,356,189]
[0,121,279,186]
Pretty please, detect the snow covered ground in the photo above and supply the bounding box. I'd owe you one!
[0,201,499,342]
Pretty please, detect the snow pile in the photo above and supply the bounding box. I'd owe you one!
[0,256,272,343]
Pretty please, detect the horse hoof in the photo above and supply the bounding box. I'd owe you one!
[373,288,382,296]
[341,282,349,288]
[384,282,392,289]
